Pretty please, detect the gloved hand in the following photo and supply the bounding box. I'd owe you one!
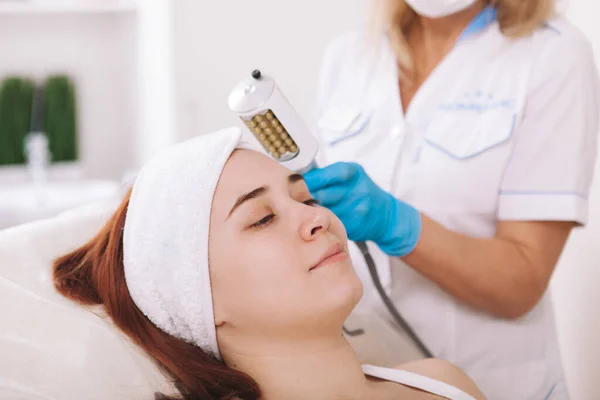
[303,162,422,257]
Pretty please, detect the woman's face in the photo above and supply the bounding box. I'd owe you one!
[209,149,363,347]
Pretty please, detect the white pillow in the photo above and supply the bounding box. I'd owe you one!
[0,200,174,400]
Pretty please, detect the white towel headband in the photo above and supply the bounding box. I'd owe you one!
[123,127,256,360]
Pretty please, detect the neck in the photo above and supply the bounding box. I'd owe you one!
[414,1,486,47]
[223,333,375,400]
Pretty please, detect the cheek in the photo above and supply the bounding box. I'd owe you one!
[212,236,306,305]
[214,239,314,327]
[328,212,348,240]
[236,239,301,285]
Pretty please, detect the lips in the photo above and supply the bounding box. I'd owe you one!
[310,242,346,271]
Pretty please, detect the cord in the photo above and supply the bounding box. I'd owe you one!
[355,241,434,358]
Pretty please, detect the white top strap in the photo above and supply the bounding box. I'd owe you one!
[362,364,477,400]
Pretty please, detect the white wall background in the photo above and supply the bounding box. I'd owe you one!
[0,13,136,180]
[551,2,600,399]
[173,0,370,141]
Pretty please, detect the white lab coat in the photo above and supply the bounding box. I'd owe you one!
[315,7,600,400]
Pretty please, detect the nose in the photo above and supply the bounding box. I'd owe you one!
[298,205,330,241]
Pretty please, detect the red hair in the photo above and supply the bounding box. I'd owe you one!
[52,190,261,400]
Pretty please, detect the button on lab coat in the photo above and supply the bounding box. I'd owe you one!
[314,7,599,400]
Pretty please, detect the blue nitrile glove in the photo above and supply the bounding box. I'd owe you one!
[304,162,422,257]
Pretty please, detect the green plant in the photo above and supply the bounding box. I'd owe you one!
[44,75,78,162]
[0,76,35,166]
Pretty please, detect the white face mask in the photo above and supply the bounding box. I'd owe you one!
[404,0,478,18]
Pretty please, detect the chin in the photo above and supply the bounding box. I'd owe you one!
[321,265,364,319]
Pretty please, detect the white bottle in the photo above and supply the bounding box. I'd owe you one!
[24,132,51,207]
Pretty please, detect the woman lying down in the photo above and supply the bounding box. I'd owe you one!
[53,127,485,400]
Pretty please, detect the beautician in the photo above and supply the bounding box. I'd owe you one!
[304,0,600,399]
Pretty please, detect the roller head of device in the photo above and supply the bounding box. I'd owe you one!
[228,69,318,173]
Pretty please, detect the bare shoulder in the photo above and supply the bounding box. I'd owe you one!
[395,359,486,400]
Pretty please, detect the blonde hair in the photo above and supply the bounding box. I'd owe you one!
[372,0,556,78]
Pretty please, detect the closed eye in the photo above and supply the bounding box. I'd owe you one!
[250,214,275,229]
[249,199,319,229]
[304,199,320,206]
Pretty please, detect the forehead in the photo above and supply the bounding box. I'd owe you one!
[212,149,291,210]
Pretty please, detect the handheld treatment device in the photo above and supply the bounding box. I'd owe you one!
[228,70,433,358]
[228,70,319,174]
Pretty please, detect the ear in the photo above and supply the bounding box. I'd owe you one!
[212,300,227,328]
[213,302,227,327]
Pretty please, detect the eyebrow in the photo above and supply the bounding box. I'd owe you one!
[227,173,304,218]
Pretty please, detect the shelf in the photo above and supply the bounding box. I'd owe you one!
[0,0,136,14]
[0,162,85,185]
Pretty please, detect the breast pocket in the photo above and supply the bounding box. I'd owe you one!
[317,106,372,147]
[423,106,516,160]
[417,106,517,215]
